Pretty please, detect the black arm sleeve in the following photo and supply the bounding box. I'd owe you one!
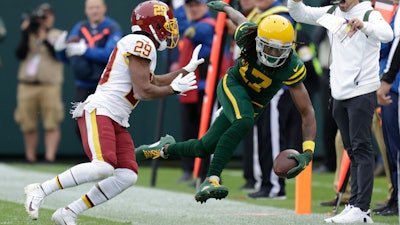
[15,30,29,60]
[43,39,56,59]
[381,37,400,84]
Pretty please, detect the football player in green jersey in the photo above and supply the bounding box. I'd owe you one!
[136,0,316,203]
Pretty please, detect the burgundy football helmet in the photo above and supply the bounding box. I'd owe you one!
[131,0,179,51]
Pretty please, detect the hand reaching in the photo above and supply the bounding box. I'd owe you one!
[170,72,198,95]
[286,151,313,179]
[207,1,229,12]
[183,44,205,73]
[54,31,68,51]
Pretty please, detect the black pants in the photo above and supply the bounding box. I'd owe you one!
[319,70,337,171]
[332,92,376,210]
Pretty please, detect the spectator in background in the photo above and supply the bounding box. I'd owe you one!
[174,0,215,183]
[375,0,400,216]
[54,0,123,140]
[15,3,64,163]
[288,0,393,223]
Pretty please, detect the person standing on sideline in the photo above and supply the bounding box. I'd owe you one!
[15,3,64,163]
[136,0,317,204]
[24,1,201,224]
[288,0,393,223]
[375,1,400,216]
[54,0,123,140]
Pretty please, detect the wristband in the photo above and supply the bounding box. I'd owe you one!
[302,141,315,153]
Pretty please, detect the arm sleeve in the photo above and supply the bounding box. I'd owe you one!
[361,11,394,43]
[15,30,29,60]
[381,36,400,84]
[234,22,256,48]
[287,0,329,26]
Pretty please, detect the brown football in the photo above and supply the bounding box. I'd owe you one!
[273,149,299,178]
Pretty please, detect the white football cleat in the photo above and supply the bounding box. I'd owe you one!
[52,208,77,225]
[24,183,45,220]
[324,204,353,223]
[331,207,373,224]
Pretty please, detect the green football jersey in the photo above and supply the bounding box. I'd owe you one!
[229,22,307,107]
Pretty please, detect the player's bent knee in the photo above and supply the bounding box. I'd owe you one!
[114,168,138,190]
[92,160,114,180]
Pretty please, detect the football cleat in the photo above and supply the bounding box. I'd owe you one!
[52,208,77,225]
[195,176,229,203]
[24,183,45,220]
[135,134,175,161]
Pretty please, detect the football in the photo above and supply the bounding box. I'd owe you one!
[273,149,300,178]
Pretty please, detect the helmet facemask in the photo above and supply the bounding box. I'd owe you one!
[149,17,179,51]
[131,0,179,51]
[255,36,292,67]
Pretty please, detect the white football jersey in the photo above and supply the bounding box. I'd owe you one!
[81,34,157,127]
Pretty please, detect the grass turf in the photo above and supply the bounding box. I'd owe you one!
[3,160,399,225]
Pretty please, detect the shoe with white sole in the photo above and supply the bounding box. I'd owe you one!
[324,204,353,223]
[329,206,373,223]
[24,183,45,220]
[52,208,77,225]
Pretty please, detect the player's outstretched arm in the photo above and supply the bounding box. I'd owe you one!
[129,55,176,100]
[207,1,247,26]
[153,44,204,86]
[286,83,316,179]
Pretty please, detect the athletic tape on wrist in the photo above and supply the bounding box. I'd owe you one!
[302,140,315,153]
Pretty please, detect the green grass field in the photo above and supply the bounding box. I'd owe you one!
[0,161,398,225]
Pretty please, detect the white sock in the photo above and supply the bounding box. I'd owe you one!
[68,168,137,215]
[41,160,113,196]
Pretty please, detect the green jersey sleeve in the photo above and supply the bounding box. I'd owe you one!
[234,22,257,49]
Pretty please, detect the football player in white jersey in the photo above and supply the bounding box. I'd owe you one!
[23,1,203,224]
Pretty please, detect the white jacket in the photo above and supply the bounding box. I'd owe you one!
[288,0,393,100]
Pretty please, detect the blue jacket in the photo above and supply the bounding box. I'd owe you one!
[56,16,123,89]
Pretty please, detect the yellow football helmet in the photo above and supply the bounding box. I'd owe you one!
[255,15,294,67]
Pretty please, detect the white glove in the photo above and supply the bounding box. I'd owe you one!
[54,31,68,51]
[182,44,205,72]
[66,39,87,57]
[170,72,198,95]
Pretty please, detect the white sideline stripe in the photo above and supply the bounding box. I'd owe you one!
[0,163,337,224]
